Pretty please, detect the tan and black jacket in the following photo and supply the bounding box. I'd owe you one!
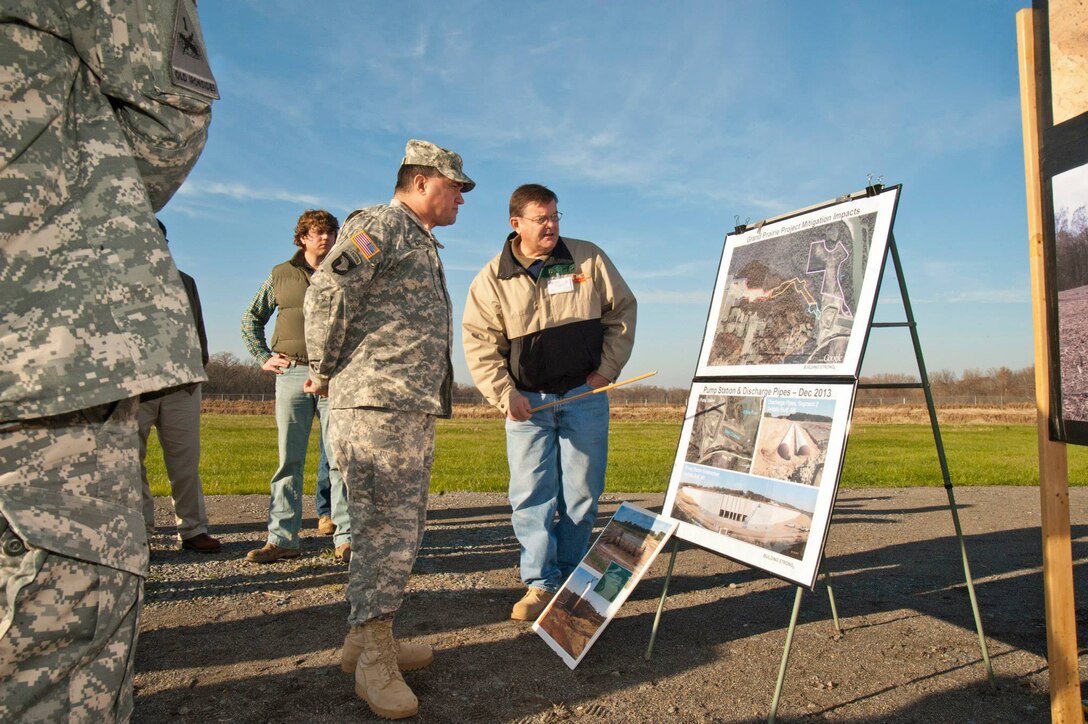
[462,235,637,415]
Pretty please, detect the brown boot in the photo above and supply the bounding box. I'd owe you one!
[341,628,433,673]
[245,542,301,564]
[352,618,419,719]
[511,587,553,621]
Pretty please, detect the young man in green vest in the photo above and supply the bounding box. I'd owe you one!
[241,209,352,563]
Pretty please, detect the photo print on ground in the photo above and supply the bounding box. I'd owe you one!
[533,503,677,669]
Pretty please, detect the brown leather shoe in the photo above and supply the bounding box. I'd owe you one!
[317,515,336,536]
[246,543,301,564]
[335,543,351,563]
[181,533,221,554]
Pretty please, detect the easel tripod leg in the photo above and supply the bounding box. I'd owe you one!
[944,486,996,687]
[768,586,805,724]
[822,568,841,635]
[645,539,680,660]
[888,235,995,688]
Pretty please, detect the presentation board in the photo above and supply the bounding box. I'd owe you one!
[661,381,854,588]
[695,188,899,378]
[533,503,677,669]
[1032,0,1088,444]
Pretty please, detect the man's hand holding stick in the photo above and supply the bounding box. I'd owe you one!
[528,371,657,413]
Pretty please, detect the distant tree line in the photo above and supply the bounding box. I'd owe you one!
[204,353,687,404]
[1055,206,1088,292]
[205,353,1034,406]
[204,353,273,396]
[856,366,1034,405]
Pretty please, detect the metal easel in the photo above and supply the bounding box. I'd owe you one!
[643,199,994,723]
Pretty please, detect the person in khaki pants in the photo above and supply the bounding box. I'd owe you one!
[138,221,220,553]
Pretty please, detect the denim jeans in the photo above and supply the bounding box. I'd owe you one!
[505,384,609,591]
[267,365,350,547]
[315,431,331,518]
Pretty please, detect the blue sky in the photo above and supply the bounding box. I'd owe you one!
[164,1,1032,389]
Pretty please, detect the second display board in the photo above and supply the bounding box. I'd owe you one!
[662,380,855,588]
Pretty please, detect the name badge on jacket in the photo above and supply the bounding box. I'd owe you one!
[546,275,575,294]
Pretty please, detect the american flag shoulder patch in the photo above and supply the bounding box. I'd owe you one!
[351,229,380,259]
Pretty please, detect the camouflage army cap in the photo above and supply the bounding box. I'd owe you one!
[402,139,475,192]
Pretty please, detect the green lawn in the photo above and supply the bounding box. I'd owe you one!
[144,415,1088,496]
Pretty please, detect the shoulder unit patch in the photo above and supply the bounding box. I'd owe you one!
[330,248,362,275]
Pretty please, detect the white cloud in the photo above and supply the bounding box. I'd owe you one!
[625,262,706,280]
[178,180,324,206]
[909,288,1030,304]
[1053,163,1088,214]
[638,290,710,304]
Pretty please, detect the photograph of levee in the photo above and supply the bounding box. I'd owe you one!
[696,187,899,378]
[534,503,677,669]
[662,381,855,587]
[1052,161,1088,441]
[1054,161,1088,421]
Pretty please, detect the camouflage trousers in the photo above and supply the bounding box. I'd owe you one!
[0,547,141,722]
[328,408,434,626]
[0,398,145,722]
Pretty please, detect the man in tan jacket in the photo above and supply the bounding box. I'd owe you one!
[462,183,637,622]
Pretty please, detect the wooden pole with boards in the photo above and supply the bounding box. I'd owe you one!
[1017,5,1084,722]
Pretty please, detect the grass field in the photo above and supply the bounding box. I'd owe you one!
[144,414,1088,497]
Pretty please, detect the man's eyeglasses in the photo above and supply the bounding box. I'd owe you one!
[519,212,562,225]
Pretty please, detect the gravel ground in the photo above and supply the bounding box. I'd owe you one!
[134,487,1088,723]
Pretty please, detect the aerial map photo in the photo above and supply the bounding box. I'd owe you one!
[706,212,878,369]
[684,393,763,472]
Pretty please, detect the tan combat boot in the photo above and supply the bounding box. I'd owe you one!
[342,627,433,673]
[353,618,419,719]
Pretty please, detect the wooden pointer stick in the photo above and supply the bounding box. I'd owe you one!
[528,371,658,413]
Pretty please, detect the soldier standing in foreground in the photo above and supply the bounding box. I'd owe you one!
[0,1,217,719]
[304,139,473,719]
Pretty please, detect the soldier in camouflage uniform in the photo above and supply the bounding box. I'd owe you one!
[304,139,473,720]
[0,1,217,720]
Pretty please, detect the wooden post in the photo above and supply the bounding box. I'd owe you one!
[1017,9,1084,722]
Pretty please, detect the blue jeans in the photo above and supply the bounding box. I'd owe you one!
[315,431,331,518]
[267,365,350,547]
[506,384,609,591]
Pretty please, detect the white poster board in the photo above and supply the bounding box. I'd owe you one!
[533,503,678,669]
[661,380,855,588]
[696,188,899,378]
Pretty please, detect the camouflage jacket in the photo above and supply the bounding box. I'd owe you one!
[305,200,453,418]
[0,0,215,574]
[0,0,217,422]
